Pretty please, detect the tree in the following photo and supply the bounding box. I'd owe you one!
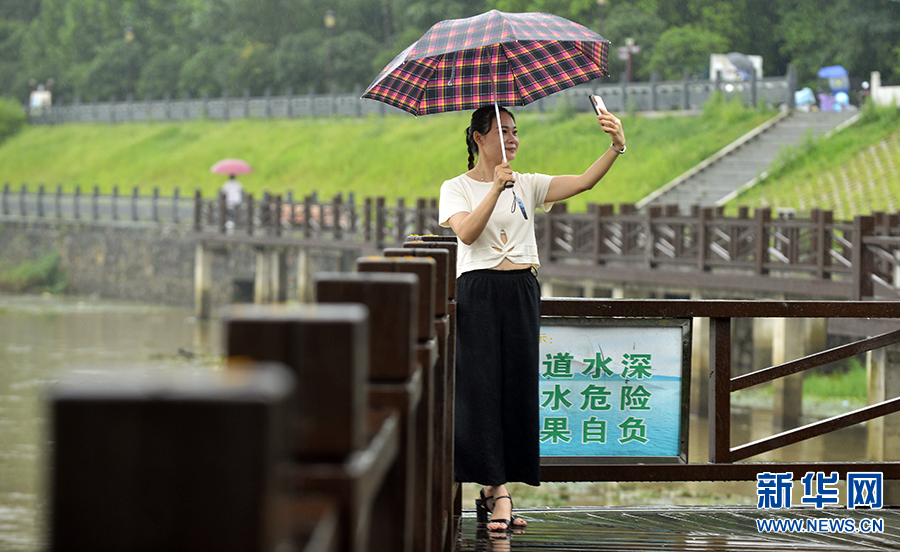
[833,0,900,86]
[273,30,328,94]
[601,4,666,82]
[647,25,728,80]
[69,39,146,101]
[487,0,597,26]
[0,19,28,100]
[178,44,240,98]
[225,42,278,96]
[330,31,383,92]
[138,47,191,99]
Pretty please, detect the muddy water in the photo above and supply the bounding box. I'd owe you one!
[0,293,222,551]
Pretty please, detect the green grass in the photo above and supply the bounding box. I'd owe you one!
[732,361,868,419]
[4,101,899,217]
[0,249,68,293]
[725,104,900,219]
[0,102,773,212]
[802,360,868,400]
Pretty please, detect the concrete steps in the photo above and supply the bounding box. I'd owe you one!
[639,109,860,213]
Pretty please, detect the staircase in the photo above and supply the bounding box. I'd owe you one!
[637,109,860,213]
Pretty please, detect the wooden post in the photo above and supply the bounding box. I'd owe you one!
[219,191,228,234]
[415,198,427,235]
[193,189,202,232]
[356,256,436,552]
[645,205,660,268]
[246,193,255,236]
[376,198,386,248]
[404,235,460,552]
[852,215,875,300]
[49,364,297,552]
[754,207,771,275]
[697,206,711,272]
[55,184,62,218]
[396,198,406,244]
[364,197,373,243]
[92,185,99,220]
[224,304,398,552]
[315,271,420,552]
[274,194,282,237]
[334,194,344,240]
[224,303,370,459]
[708,316,731,463]
[152,187,159,223]
[304,195,313,239]
[173,187,180,224]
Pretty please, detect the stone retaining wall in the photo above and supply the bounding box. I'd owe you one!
[0,221,361,309]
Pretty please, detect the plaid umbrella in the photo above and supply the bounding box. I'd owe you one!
[362,10,610,117]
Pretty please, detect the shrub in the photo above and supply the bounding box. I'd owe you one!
[0,96,26,145]
[0,250,68,294]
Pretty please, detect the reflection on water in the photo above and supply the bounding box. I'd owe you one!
[0,293,222,552]
[0,294,873,551]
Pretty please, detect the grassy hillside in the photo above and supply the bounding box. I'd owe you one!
[0,99,772,213]
[725,105,900,220]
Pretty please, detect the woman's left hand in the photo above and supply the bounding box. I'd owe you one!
[597,111,626,151]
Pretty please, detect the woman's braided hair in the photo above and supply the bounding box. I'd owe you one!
[465,105,514,170]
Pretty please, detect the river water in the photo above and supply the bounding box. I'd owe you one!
[0,293,871,551]
[0,293,222,551]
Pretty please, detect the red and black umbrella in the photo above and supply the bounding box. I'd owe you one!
[362,10,610,164]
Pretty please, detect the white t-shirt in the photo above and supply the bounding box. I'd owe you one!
[439,172,553,275]
[222,179,243,208]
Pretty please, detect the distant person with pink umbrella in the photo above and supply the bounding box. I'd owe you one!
[211,159,253,225]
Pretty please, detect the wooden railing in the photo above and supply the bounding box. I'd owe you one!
[47,234,460,552]
[539,298,900,486]
[6,183,900,300]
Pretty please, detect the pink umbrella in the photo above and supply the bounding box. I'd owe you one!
[210,159,253,175]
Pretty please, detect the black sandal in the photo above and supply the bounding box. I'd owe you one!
[487,495,515,532]
[475,487,492,524]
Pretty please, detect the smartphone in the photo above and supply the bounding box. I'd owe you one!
[589,94,606,115]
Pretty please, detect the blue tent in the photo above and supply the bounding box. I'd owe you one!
[817,65,848,79]
[817,65,849,93]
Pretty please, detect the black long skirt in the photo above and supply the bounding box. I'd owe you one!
[454,268,541,487]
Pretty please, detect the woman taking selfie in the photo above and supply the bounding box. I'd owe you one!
[439,103,626,532]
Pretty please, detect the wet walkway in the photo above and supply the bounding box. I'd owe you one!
[456,506,900,551]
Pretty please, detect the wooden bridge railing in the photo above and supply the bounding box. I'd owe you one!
[47,234,459,552]
[538,298,900,487]
[7,182,900,299]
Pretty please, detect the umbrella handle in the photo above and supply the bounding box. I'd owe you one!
[493,102,515,190]
[494,102,507,165]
